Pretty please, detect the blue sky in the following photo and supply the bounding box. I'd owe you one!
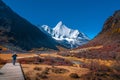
[2,0,120,39]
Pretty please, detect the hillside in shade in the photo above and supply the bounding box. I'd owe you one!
[0,0,58,51]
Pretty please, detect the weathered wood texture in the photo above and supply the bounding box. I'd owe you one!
[0,63,25,80]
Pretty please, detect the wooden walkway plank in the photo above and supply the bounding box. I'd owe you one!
[0,63,25,80]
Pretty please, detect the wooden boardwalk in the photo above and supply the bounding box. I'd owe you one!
[0,63,25,80]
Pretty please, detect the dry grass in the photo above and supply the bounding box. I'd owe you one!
[1,53,118,80]
[0,65,3,68]
[0,54,12,60]
[0,53,37,60]
[69,73,80,79]
[51,66,69,74]
[79,59,120,80]
[0,53,88,80]
[22,64,89,80]
[0,46,8,51]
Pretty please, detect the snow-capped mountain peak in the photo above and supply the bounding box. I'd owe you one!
[53,21,63,30]
[53,21,69,31]
[39,21,90,48]
[41,25,52,34]
[53,21,78,39]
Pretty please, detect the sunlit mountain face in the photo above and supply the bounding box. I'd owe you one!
[39,21,90,49]
[74,10,120,60]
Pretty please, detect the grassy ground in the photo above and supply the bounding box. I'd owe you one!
[0,52,119,80]
[0,53,90,80]
[0,65,3,68]
[22,64,89,80]
[0,53,37,60]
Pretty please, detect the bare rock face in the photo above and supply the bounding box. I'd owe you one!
[102,10,120,33]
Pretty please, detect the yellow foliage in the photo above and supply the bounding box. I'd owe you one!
[112,28,120,34]
[96,60,114,67]
[0,46,8,51]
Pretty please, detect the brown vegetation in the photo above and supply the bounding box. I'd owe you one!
[22,64,89,80]
[34,66,42,71]
[80,60,120,80]
[69,73,79,79]
[51,66,69,74]
[36,72,48,79]
[1,51,119,80]
[17,56,73,66]
[0,58,7,65]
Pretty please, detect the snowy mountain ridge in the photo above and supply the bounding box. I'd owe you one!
[39,21,90,48]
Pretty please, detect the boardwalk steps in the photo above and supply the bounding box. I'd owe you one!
[0,63,25,80]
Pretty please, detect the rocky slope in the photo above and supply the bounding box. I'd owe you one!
[66,10,120,60]
[77,10,120,53]
[0,0,58,51]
